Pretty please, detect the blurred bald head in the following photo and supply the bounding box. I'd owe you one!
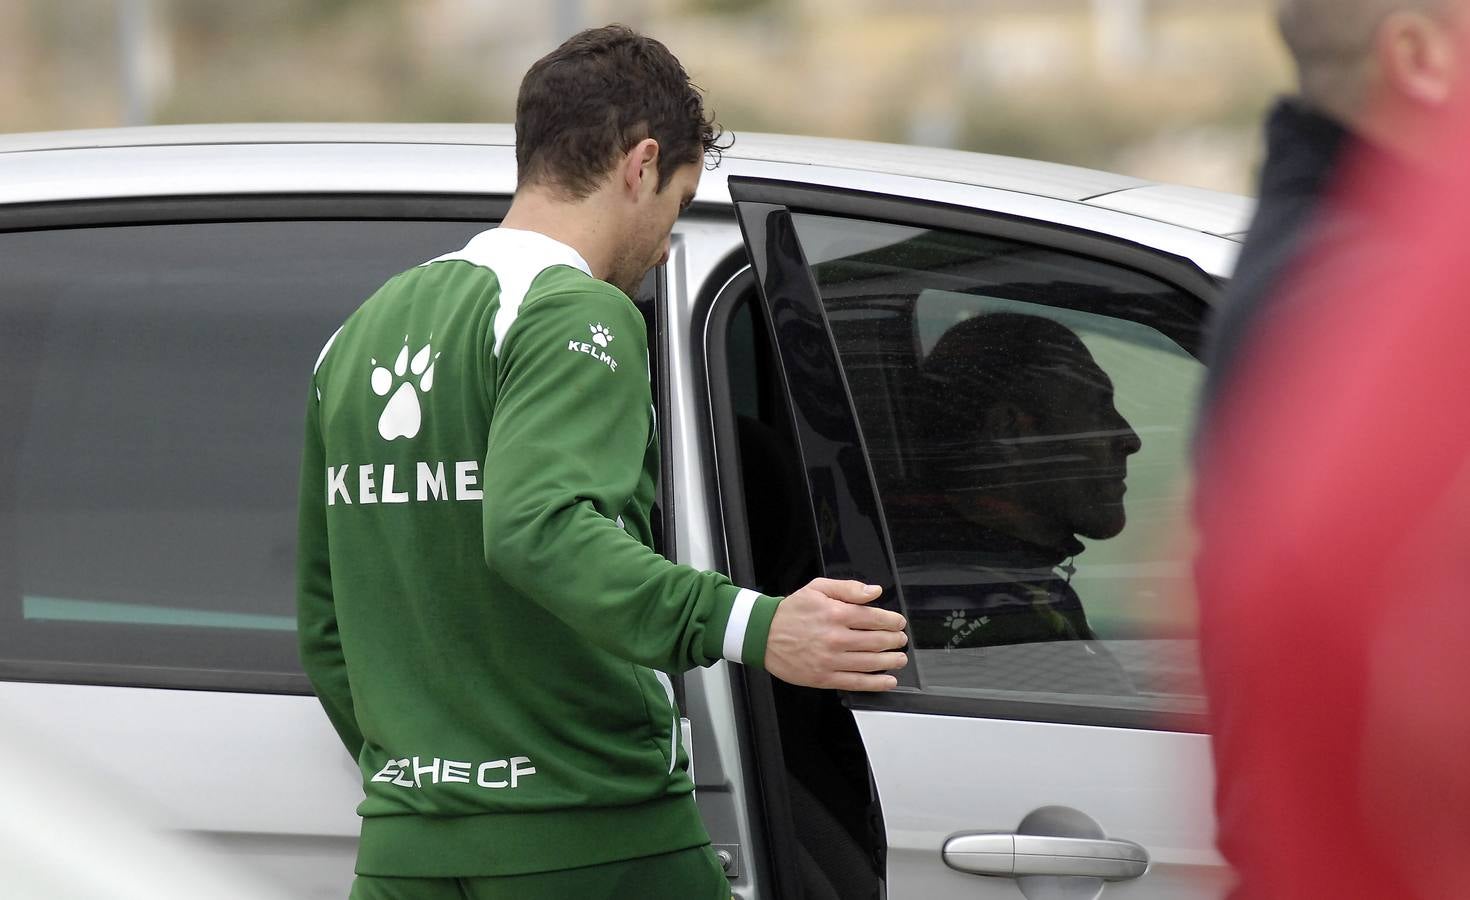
[1278,0,1466,140]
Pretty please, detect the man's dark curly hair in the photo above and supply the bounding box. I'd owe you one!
[515,24,728,199]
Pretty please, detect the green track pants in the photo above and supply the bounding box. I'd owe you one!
[348,844,730,900]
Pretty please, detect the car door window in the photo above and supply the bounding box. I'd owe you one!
[0,217,489,688]
[790,212,1206,716]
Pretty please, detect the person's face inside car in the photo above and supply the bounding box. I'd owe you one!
[925,313,1142,550]
[1018,350,1143,542]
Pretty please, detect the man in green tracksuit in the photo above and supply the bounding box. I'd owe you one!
[296,25,909,900]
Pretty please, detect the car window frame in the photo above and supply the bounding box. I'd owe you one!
[695,252,831,900]
[726,176,1219,734]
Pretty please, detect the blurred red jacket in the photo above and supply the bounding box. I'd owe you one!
[1196,100,1470,899]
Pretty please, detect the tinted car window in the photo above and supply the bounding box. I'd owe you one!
[790,213,1207,715]
[0,218,488,686]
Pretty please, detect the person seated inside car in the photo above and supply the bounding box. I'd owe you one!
[892,312,1143,651]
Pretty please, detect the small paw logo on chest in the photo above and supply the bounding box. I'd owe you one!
[371,337,440,441]
[589,323,614,347]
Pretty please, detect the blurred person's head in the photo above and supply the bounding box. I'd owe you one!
[508,24,724,296]
[1278,0,1470,159]
[920,313,1142,551]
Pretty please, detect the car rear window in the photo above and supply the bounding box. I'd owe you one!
[0,217,488,690]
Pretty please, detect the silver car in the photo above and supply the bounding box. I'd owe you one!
[0,125,1248,899]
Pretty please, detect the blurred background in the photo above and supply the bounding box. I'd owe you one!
[1,0,1292,194]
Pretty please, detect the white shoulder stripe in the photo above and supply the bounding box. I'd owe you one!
[722,589,761,663]
[313,324,346,375]
[420,227,593,358]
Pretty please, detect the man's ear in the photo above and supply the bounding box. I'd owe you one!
[981,402,1038,445]
[620,137,661,198]
[1377,10,1460,107]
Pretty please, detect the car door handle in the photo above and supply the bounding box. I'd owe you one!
[942,832,1149,880]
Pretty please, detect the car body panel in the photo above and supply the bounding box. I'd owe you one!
[0,144,1239,280]
[1084,183,1255,239]
[0,143,520,206]
[0,125,1142,203]
[0,126,1243,259]
[0,681,359,899]
[855,710,1230,898]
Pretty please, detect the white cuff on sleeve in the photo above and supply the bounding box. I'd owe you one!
[722,588,760,662]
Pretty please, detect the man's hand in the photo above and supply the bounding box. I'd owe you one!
[763,578,909,691]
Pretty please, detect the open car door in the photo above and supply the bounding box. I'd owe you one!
[727,176,1230,899]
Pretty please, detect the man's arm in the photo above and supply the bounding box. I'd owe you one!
[482,285,907,683]
[295,383,363,758]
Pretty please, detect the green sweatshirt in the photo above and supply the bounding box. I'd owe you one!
[296,226,782,878]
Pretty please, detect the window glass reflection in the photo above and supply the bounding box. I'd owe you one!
[792,213,1206,712]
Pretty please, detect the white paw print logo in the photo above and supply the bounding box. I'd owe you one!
[371,337,440,441]
[589,323,614,348]
[944,611,967,631]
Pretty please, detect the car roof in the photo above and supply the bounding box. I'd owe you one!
[0,124,1253,238]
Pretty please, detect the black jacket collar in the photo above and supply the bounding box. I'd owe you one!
[1257,98,1356,205]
